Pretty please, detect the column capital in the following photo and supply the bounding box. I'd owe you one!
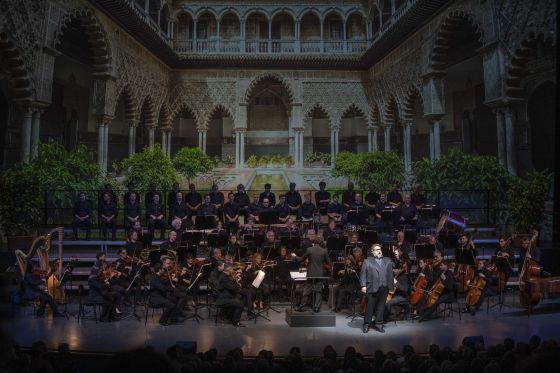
[424,114,444,123]
[330,124,340,132]
[161,126,173,133]
[127,119,140,128]
[95,115,112,127]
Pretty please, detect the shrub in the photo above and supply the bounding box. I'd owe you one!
[246,155,258,168]
[509,171,552,233]
[332,151,404,190]
[173,147,214,184]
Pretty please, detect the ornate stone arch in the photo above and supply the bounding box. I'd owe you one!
[370,104,381,126]
[428,10,484,71]
[297,7,323,22]
[304,103,332,127]
[0,31,34,100]
[243,8,271,22]
[170,102,198,127]
[382,96,401,127]
[401,85,424,123]
[172,8,195,21]
[505,32,556,100]
[217,8,242,23]
[270,8,297,22]
[113,85,137,120]
[342,103,368,121]
[204,104,234,129]
[158,103,171,128]
[244,73,294,104]
[194,8,219,22]
[53,7,112,76]
[322,8,345,20]
[139,95,156,127]
[344,8,367,22]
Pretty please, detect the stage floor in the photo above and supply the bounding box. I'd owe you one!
[3,296,560,356]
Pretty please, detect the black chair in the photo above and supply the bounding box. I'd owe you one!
[144,301,166,326]
[77,288,104,323]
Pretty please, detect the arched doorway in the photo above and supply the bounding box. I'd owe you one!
[431,14,491,156]
[306,105,330,154]
[137,97,155,152]
[340,105,368,153]
[109,89,134,162]
[528,81,556,172]
[207,105,231,159]
[404,89,429,160]
[246,77,291,157]
[171,106,197,155]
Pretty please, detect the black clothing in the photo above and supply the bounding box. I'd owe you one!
[259,191,276,207]
[301,201,316,219]
[360,256,394,325]
[327,202,343,215]
[72,200,92,239]
[185,191,202,209]
[100,202,117,240]
[167,190,181,208]
[124,201,141,231]
[199,202,217,216]
[285,190,302,209]
[148,202,166,239]
[216,272,244,323]
[74,199,92,218]
[249,203,261,217]
[347,202,367,225]
[341,190,355,208]
[144,191,159,209]
[275,203,291,219]
[124,190,139,206]
[365,192,380,207]
[398,203,418,224]
[387,191,403,205]
[23,272,59,316]
[99,201,117,219]
[210,192,225,206]
[494,245,514,269]
[419,269,455,320]
[315,190,331,214]
[396,240,412,256]
[148,275,187,323]
[411,192,426,207]
[294,244,331,310]
[172,201,189,219]
[234,192,250,209]
[224,201,240,234]
[322,227,341,241]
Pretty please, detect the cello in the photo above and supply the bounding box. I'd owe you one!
[518,230,541,308]
[410,259,429,305]
[425,277,446,308]
[465,275,486,307]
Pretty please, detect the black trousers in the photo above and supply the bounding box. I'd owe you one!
[72,218,91,239]
[217,297,244,323]
[225,221,239,235]
[363,286,388,325]
[149,218,167,239]
[100,218,116,239]
[301,279,324,310]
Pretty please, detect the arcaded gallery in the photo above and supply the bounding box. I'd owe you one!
[0,0,558,372]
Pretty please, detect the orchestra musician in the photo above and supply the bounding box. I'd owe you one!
[332,247,363,312]
[185,184,202,218]
[199,194,217,217]
[275,195,291,223]
[154,230,178,265]
[395,231,412,256]
[144,183,159,214]
[234,184,250,221]
[459,233,478,257]
[171,192,192,230]
[291,229,331,313]
[415,260,454,322]
[342,181,356,212]
[99,192,117,241]
[285,182,302,218]
[167,182,181,224]
[274,246,291,293]
[397,194,418,227]
[209,260,225,290]
[374,193,391,233]
[314,181,330,216]
[243,253,272,318]
[360,244,394,333]
[493,235,514,278]
[123,182,139,206]
[387,182,403,207]
[209,247,224,268]
[462,259,493,316]
[300,193,316,223]
[148,261,186,326]
[209,184,225,221]
[429,235,444,255]
[224,234,240,258]
[346,232,364,255]
[348,193,367,225]
[431,250,443,279]
[261,230,279,256]
[259,183,276,208]
[170,218,184,238]
[124,192,141,233]
[148,193,166,240]
[216,264,246,327]
[385,248,411,320]
[279,218,299,238]
[327,194,343,223]
[365,185,380,224]
[88,252,121,322]
[248,194,262,222]
[71,192,92,240]
[323,219,341,241]
[125,229,143,258]
[411,184,426,209]
[22,262,64,318]
[224,192,240,234]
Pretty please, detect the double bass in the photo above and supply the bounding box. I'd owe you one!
[518,231,541,307]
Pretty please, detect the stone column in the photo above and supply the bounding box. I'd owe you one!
[239,130,245,167]
[372,125,379,151]
[429,124,435,160]
[240,19,246,52]
[427,118,442,160]
[166,131,172,155]
[268,20,272,53]
[495,108,506,167]
[295,21,301,53]
[202,130,207,154]
[148,126,155,148]
[20,105,32,163]
[384,126,391,151]
[127,119,138,156]
[402,122,412,173]
[234,131,241,168]
[198,129,203,151]
[161,128,168,153]
[30,106,43,160]
[96,117,110,174]
[504,107,517,175]
[294,129,300,167]
[320,22,324,53]
[330,125,340,165]
[367,126,372,152]
[298,130,304,168]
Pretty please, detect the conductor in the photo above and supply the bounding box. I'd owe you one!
[360,244,394,334]
[291,229,331,313]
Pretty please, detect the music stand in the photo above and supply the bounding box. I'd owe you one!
[347,210,368,226]
[237,245,249,262]
[181,231,202,258]
[359,228,378,247]
[261,244,276,261]
[280,236,300,253]
[404,229,417,245]
[260,210,280,226]
[195,215,215,230]
[455,248,476,291]
[489,256,512,311]
[142,232,154,248]
[327,235,346,260]
[184,265,208,323]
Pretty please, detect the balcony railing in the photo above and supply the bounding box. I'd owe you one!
[173,38,369,55]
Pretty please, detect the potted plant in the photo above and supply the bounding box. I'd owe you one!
[284,155,294,168]
[246,155,258,168]
[271,154,283,167]
[304,151,317,167]
[259,155,270,168]
[222,154,234,167]
[509,171,552,241]
[318,152,331,166]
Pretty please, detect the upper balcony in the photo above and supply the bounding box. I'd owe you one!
[92,0,448,68]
